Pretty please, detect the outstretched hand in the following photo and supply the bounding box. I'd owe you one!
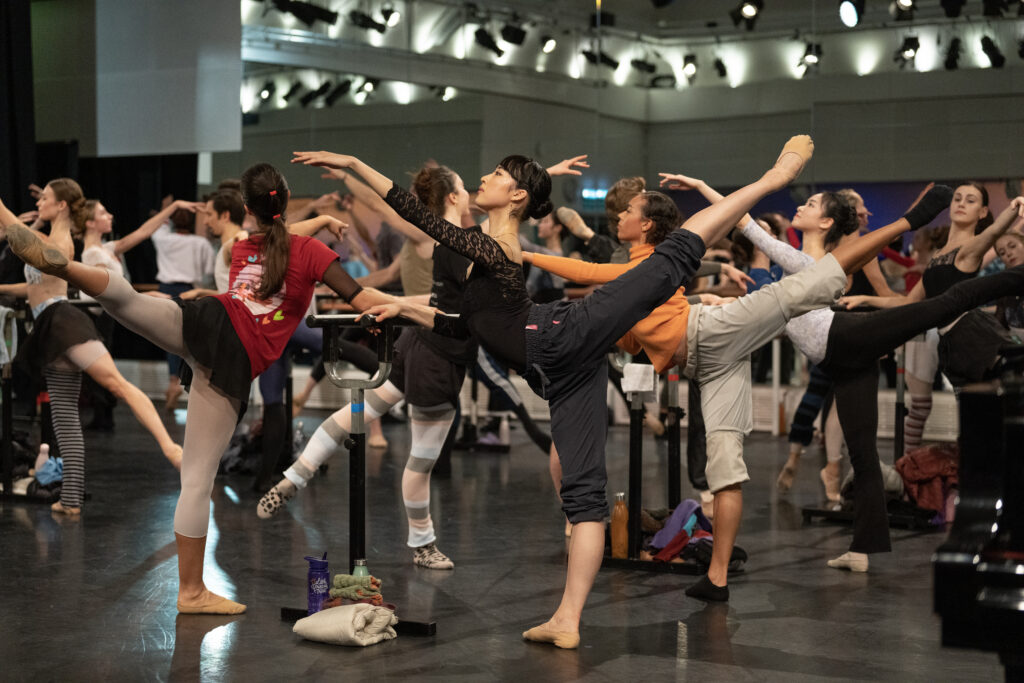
[720,263,755,289]
[27,183,44,200]
[658,173,703,192]
[547,155,590,177]
[322,216,348,240]
[293,151,357,170]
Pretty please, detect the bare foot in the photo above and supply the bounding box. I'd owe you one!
[523,619,580,649]
[164,444,183,471]
[764,135,814,190]
[177,588,247,614]
[51,501,81,515]
[165,384,183,412]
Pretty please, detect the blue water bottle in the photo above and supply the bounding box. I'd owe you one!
[305,553,330,615]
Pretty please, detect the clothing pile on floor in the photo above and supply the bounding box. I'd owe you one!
[895,443,959,524]
[292,573,398,647]
[640,499,748,571]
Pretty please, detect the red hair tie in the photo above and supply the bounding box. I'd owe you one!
[269,190,278,196]
[272,213,281,219]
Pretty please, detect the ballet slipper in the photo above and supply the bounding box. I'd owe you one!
[6,223,68,274]
[777,452,801,493]
[367,434,388,449]
[177,590,247,615]
[164,444,183,471]
[767,135,814,189]
[522,623,580,649]
[827,551,868,572]
[51,501,81,515]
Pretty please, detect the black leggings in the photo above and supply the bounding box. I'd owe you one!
[822,265,1024,553]
[524,229,705,522]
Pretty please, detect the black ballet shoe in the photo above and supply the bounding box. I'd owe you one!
[685,574,729,602]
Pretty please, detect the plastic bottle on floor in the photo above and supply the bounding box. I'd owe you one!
[352,558,370,577]
[34,444,50,472]
[305,553,330,615]
[611,492,628,559]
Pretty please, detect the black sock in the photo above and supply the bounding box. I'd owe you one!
[685,575,729,602]
[903,185,953,231]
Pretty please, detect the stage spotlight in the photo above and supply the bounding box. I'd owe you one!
[981,35,1006,67]
[259,80,276,101]
[631,58,657,74]
[501,23,526,45]
[360,78,379,93]
[940,0,965,17]
[730,0,763,31]
[801,42,822,67]
[944,37,961,70]
[381,5,401,28]
[714,58,728,78]
[282,81,303,102]
[982,0,1008,16]
[649,74,677,88]
[894,36,920,67]
[891,0,914,20]
[682,54,697,79]
[271,0,338,28]
[839,0,865,27]
[324,79,352,106]
[299,81,331,108]
[541,35,557,53]
[475,28,504,57]
[349,9,386,33]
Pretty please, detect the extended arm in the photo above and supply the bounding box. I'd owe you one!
[527,251,634,284]
[114,200,203,255]
[327,168,431,245]
[739,219,814,273]
[861,257,899,297]
[957,198,1024,269]
[354,257,400,288]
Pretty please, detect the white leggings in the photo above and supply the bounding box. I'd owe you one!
[95,273,240,537]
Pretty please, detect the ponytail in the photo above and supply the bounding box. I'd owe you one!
[241,162,291,299]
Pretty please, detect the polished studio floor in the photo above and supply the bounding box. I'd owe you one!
[0,404,1001,682]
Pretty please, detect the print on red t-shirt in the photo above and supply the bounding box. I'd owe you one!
[215,234,338,377]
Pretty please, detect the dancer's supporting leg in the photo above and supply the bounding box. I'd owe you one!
[403,402,457,569]
[827,362,888,573]
[45,367,84,514]
[778,364,831,492]
[525,136,817,637]
[257,381,404,518]
[175,364,245,614]
[903,331,939,454]
[821,401,844,502]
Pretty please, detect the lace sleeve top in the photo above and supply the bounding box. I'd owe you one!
[385,184,532,371]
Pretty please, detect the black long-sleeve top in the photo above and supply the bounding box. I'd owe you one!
[385,185,531,371]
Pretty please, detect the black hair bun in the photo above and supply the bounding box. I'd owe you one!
[530,199,554,220]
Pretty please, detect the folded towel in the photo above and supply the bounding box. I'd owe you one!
[293,603,398,647]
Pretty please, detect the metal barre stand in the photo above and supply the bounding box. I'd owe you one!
[601,365,703,575]
[278,313,435,636]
